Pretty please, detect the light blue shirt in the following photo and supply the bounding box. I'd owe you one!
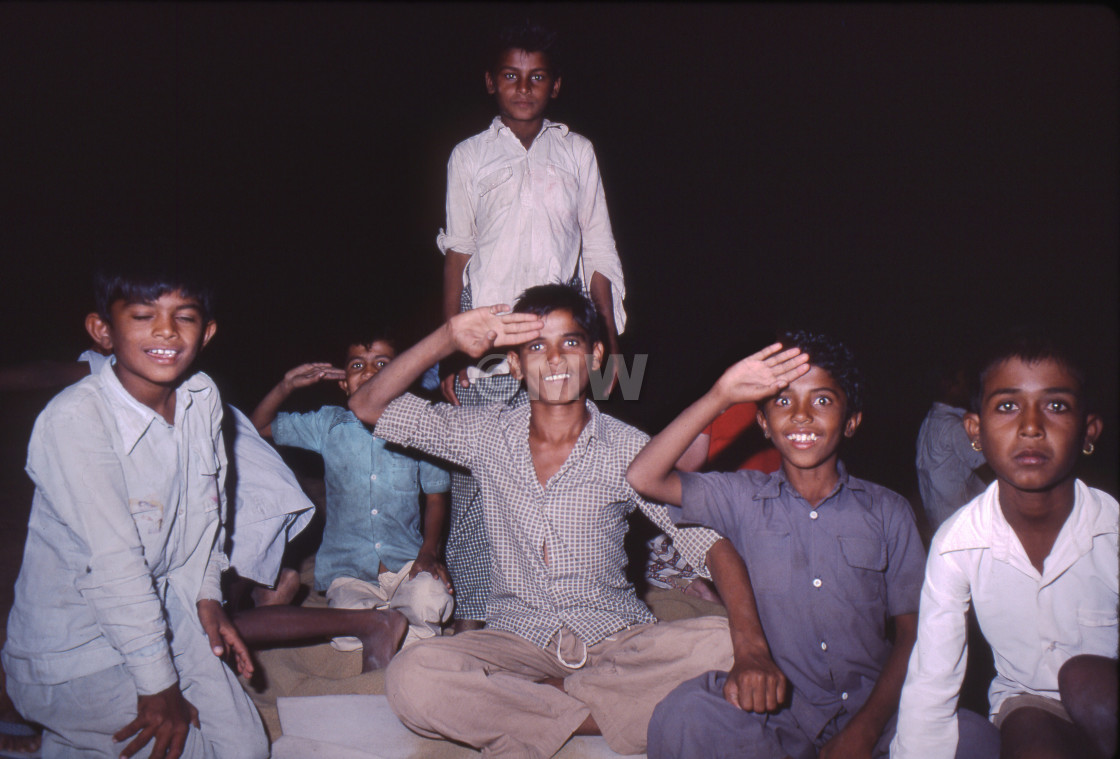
[272,406,449,590]
[3,360,228,695]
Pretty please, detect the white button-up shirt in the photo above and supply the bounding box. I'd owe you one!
[437,117,626,333]
[891,480,1119,759]
[3,360,229,696]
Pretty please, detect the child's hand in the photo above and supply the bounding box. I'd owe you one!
[440,368,471,405]
[114,682,199,759]
[723,646,788,713]
[818,718,878,759]
[447,306,543,358]
[409,551,454,593]
[282,363,346,392]
[196,599,254,678]
[714,344,810,405]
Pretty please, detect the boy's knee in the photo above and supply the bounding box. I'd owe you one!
[385,640,444,719]
[1058,654,1116,701]
[399,572,454,622]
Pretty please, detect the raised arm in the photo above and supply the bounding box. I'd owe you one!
[707,538,789,712]
[250,363,345,437]
[628,344,809,505]
[349,306,543,426]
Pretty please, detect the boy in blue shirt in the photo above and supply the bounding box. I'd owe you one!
[3,265,268,759]
[250,334,453,661]
[628,332,990,759]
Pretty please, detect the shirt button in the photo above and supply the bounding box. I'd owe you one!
[370,474,377,481]
[371,509,379,515]
[812,578,823,588]
[809,510,819,520]
[841,692,849,700]
[375,542,382,549]
[820,641,828,651]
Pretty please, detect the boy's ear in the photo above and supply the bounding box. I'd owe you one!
[485,71,496,95]
[589,340,604,371]
[507,348,523,381]
[550,76,562,99]
[201,320,217,350]
[963,412,981,449]
[339,379,351,397]
[843,411,863,438]
[755,408,771,439]
[1084,413,1104,450]
[85,312,113,352]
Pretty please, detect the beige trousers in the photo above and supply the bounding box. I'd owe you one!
[386,615,733,758]
[325,561,454,650]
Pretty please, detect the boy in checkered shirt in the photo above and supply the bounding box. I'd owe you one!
[348,284,806,757]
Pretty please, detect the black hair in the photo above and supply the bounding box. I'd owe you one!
[489,19,561,77]
[94,248,214,323]
[778,330,864,418]
[342,332,398,364]
[972,329,1092,414]
[511,283,604,345]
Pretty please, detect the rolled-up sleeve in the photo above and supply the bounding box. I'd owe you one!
[436,143,479,258]
[576,141,626,334]
[374,393,475,471]
[32,407,178,696]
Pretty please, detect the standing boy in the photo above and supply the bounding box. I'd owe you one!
[349,285,772,757]
[250,335,453,658]
[437,20,627,629]
[2,266,267,759]
[628,332,966,759]
[892,336,1117,759]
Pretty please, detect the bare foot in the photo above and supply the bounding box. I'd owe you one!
[357,609,408,672]
[0,715,42,754]
[450,619,485,635]
[250,568,301,607]
[683,579,723,605]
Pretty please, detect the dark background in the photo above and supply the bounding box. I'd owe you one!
[2,3,1117,499]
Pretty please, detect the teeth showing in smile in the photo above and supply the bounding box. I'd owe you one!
[543,373,570,382]
[787,432,819,443]
[147,348,178,357]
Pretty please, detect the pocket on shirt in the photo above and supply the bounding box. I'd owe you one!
[1076,605,1119,656]
[478,166,513,196]
[744,533,791,593]
[382,464,420,494]
[129,499,166,535]
[837,536,886,602]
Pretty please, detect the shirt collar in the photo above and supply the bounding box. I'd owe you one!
[98,358,209,454]
[499,399,606,444]
[756,460,860,502]
[938,480,1115,562]
[487,116,570,140]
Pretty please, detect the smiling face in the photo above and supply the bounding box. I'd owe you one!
[87,289,216,409]
[339,340,396,397]
[485,48,561,129]
[756,364,861,477]
[507,308,602,405]
[965,357,1101,497]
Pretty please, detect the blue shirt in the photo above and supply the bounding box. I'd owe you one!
[272,406,449,590]
[674,463,925,739]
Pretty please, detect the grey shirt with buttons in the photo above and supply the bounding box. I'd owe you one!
[674,463,925,739]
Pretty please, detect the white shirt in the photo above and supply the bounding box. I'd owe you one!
[3,360,229,695]
[891,480,1119,759]
[437,117,626,334]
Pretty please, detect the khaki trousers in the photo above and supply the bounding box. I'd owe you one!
[386,615,733,758]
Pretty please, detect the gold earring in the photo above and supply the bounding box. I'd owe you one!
[1083,442,1095,456]
[970,440,982,452]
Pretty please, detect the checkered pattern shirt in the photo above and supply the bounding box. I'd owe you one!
[376,393,720,648]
